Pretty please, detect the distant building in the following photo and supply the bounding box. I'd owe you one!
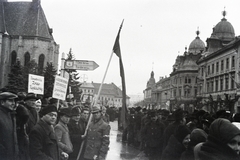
[80,82,130,108]
[0,0,59,87]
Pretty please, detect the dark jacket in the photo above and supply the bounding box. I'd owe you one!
[0,107,19,160]
[68,118,86,159]
[83,118,110,160]
[26,107,39,134]
[29,119,60,160]
[161,135,186,160]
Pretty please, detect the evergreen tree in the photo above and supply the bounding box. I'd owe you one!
[43,62,57,98]
[5,60,25,93]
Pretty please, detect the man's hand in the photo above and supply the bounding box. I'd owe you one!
[61,152,69,160]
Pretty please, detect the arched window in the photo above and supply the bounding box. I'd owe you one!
[11,51,17,66]
[38,54,45,74]
[24,52,30,66]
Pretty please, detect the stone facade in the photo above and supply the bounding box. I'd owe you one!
[0,0,59,88]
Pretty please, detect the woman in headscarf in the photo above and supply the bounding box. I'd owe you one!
[197,118,240,160]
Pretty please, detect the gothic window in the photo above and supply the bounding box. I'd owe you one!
[24,52,30,66]
[11,51,17,66]
[38,54,45,74]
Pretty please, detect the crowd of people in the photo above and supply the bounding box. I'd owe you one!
[121,106,240,160]
[0,91,114,160]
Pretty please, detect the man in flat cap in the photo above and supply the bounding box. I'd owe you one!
[29,104,68,160]
[0,92,19,160]
[83,106,110,160]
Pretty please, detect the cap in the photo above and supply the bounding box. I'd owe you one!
[58,107,71,117]
[92,106,101,114]
[24,93,38,101]
[0,92,18,100]
[40,104,57,116]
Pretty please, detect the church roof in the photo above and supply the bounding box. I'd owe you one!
[0,1,53,40]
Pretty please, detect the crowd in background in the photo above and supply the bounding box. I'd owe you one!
[119,106,240,160]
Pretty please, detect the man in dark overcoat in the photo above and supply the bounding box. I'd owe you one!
[29,104,68,160]
[0,92,19,160]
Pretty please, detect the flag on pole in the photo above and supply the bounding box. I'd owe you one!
[113,20,128,129]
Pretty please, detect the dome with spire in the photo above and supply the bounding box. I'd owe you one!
[213,10,235,42]
[147,71,155,88]
[188,30,205,55]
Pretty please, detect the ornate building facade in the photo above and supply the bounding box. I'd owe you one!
[0,0,59,87]
[144,10,240,112]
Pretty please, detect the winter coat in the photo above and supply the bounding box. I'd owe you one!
[0,107,19,160]
[16,104,30,160]
[161,135,186,160]
[83,118,110,160]
[141,120,165,148]
[68,118,86,159]
[26,107,39,134]
[55,121,73,153]
[29,119,60,160]
[198,118,240,160]
[102,113,110,123]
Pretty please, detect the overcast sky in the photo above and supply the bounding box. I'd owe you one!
[10,0,240,96]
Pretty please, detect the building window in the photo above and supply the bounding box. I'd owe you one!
[226,58,229,69]
[216,62,219,73]
[207,82,209,92]
[38,54,45,74]
[24,52,30,66]
[11,51,17,66]
[211,81,214,92]
[185,77,187,83]
[208,65,210,75]
[221,60,224,71]
[232,56,235,68]
[220,77,223,90]
[231,74,235,89]
[215,79,218,91]
[179,88,181,96]
[212,64,214,74]
[188,78,191,84]
[201,67,204,76]
[225,75,229,90]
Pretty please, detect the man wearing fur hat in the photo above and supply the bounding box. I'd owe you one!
[29,105,68,160]
[0,92,19,160]
[83,106,110,160]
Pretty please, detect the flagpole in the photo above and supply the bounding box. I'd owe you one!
[76,50,114,160]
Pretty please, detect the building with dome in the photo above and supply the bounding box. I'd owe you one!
[197,10,240,113]
[143,9,240,113]
[149,30,205,111]
[0,0,59,88]
[143,71,156,107]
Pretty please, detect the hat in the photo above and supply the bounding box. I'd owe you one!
[0,92,18,100]
[161,109,170,116]
[40,104,57,116]
[92,106,101,114]
[135,106,142,112]
[173,108,184,121]
[17,92,26,101]
[189,128,207,147]
[35,99,42,105]
[71,106,81,116]
[149,110,157,117]
[58,107,71,117]
[24,93,38,101]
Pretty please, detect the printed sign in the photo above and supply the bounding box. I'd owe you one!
[52,76,69,100]
[28,74,44,95]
